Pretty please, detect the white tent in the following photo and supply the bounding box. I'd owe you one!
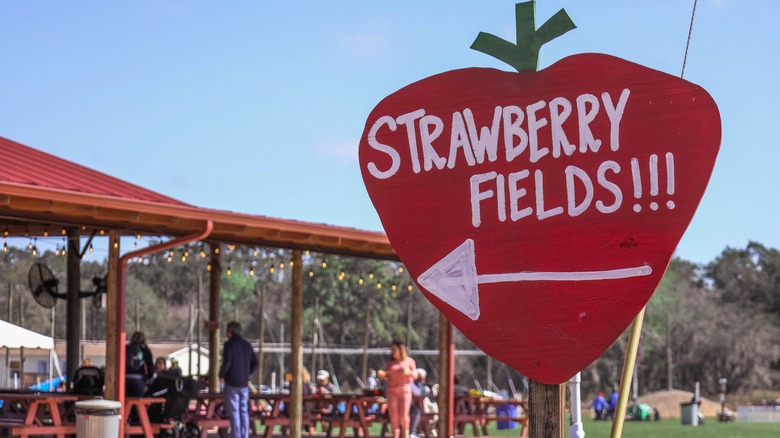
[0,319,62,389]
[166,344,210,377]
[0,319,54,349]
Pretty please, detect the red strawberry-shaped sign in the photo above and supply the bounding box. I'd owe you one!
[359,2,720,384]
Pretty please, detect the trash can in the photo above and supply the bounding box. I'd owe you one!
[496,404,518,430]
[75,399,121,437]
[680,402,699,426]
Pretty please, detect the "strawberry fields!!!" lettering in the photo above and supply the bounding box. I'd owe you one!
[364,87,675,227]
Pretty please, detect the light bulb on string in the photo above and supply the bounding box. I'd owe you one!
[215,248,220,254]
[226,265,232,276]
[207,263,212,271]
[253,249,258,257]
[61,228,66,236]
[369,273,374,280]
[340,270,345,277]
[3,228,8,237]
[289,260,294,268]
[399,267,404,274]
[3,242,8,254]
[407,285,413,292]
[279,263,284,269]
[88,242,94,253]
[181,255,187,262]
[249,267,255,277]
[270,266,275,274]
[308,271,314,278]
[200,246,207,258]
[27,239,33,250]
[136,233,141,240]
[55,246,60,256]
[168,249,174,257]
[321,261,327,269]
[359,278,364,285]
[167,256,172,263]
[377,283,382,289]
[99,229,105,236]
[43,229,49,237]
[391,284,397,291]
[305,250,310,256]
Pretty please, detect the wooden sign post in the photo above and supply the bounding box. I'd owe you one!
[358,2,721,436]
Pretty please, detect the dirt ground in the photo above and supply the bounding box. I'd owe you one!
[636,389,722,419]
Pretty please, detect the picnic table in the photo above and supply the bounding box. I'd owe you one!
[124,396,172,437]
[454,395,528,438]
[0,391,78,438]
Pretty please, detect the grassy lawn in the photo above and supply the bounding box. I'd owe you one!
[482,417,780,438]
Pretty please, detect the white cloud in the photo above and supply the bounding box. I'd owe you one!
[337,29,389,60]
[314,140,359,163]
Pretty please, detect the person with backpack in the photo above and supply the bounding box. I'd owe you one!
[126,331,154,397]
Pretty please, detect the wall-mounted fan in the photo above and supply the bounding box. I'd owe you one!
[27,262,107,309]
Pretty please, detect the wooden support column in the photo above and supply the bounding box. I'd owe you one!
[208,243,222,392]
[528,381,565,438]
[289,249,304,438]
[437,314,454,438]
[257,283,266,386]
[65,227,81,382]
[104,230,120,400]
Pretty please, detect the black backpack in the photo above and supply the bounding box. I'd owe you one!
[126,343,146,374]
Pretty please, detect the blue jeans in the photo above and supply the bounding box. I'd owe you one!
[224,384,250,438]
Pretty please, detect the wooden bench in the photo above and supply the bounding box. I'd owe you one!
[8,423,77,437]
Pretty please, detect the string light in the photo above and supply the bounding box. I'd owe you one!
[249,267,255,277]
[399,267,404,273]
[322,261,327,269]
[226,265,232,276]
[279,263,284,269]
[215,248,220,254]
[88,243,94,253]
[407,285,413,292]
[377,283,382,289]
[61,228,66,236]
[113,242,119,249]
[43,229,49,237]
[358,278,364,285]
[289,261,294,268]
[4,228,9,237]
[309,271,314,278]
[3,242,8,254]
[167,256,172,263]
[392,284,397,291]
[305,250,310,256]
[253,249,259,257]
[168,249,174,257]
[200,245,207,258]
[369,273,374,280]
[207,263,212,271]
[227,244,235,251]
[99,229,105,235]
[55,245,60,256]
[136,233,141,240]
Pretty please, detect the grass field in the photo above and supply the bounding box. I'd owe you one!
[482,417,780,438]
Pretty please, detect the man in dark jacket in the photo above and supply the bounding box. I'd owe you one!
[219,321,258,438]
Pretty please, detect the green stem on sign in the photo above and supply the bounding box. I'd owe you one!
[471,1,576,72]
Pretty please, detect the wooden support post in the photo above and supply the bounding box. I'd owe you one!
[437,314,454,438]
[610,307,646,438]
[258,283,266,386]
[528,381,566,438]
[104,231,120,400]
[65,227,81,382]
[208,242,222,392]
[289,249,303,438]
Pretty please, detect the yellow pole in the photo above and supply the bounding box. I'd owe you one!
[609,306,646,438]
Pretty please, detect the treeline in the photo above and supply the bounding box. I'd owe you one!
[1,241,778,399]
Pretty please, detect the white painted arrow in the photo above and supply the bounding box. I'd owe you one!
[417,239,652,321]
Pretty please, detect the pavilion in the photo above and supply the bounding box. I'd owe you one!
[0,135,459,437]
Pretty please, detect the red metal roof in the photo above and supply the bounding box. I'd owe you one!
[0,135,188,206]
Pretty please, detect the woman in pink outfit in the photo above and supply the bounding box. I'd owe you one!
[379,341,417,438]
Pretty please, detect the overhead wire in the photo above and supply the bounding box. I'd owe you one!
[680,0,698,79]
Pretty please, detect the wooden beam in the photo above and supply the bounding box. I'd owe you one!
[289,249,303,438]
[208,243,222,392]
[104,230,120,400]
[65,227,81,383]
[528,381,565,438]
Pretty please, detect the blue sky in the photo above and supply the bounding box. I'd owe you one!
[0,0,777,265]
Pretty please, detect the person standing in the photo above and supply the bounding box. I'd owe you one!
[219,321,258,438]
[125,331,154,397]
[378,341,417,438]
